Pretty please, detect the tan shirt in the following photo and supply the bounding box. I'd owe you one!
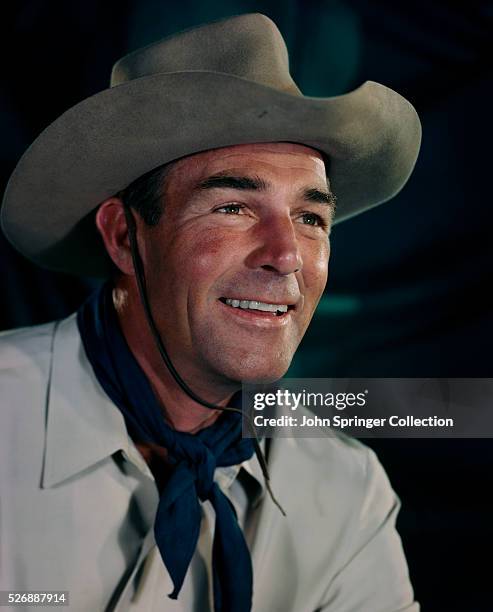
[0,315,419,611]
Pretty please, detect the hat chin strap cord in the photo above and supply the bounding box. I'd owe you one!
[123,204,286,516]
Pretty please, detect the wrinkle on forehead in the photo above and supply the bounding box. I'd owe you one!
[166,142,328,193]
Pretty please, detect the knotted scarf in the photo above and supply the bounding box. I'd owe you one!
[77,284,255,611]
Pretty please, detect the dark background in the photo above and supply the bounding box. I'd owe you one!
[1,1,492,610]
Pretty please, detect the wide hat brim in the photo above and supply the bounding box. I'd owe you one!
[1,70,421,277]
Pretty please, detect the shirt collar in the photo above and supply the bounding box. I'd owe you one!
[41,313,265,499]
[41,314,130,488]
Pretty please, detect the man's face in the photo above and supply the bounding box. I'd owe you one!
[137,142,333,386]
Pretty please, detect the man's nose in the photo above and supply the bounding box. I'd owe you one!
[244,214,303,275]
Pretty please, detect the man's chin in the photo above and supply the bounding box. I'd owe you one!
[238,370,287,385]
[199,342,296,387]
[220,360,292,386]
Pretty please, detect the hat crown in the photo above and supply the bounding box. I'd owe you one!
[111,13,300,94]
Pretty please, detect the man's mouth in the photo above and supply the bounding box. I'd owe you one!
[219,297,294,316]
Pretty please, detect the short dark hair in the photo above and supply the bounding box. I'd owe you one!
[117,162,172,226]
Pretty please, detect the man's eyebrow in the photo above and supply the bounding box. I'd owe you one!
[196,174,267,191]
[303,187,337,209]
[195,173,337,211]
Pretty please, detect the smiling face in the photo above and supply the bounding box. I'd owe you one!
[134,142,334,386]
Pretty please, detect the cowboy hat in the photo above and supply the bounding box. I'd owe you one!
[1,13,421,277]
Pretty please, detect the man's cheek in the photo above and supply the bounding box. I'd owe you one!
[188,232,233,275]
[304,238,329,273]
[315,242,330,286]
[149,229,223,276]
[306,256,329,297]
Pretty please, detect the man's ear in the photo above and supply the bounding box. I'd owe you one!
[95,198,134,275]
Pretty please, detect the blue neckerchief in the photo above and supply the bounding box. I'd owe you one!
[77,284,254,611]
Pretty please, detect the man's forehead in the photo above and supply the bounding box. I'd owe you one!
[166,142,328,188]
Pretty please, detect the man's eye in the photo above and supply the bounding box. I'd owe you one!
[300,212,324,227]
[215,203,244,214]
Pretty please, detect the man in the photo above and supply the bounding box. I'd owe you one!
[0,13,421,612]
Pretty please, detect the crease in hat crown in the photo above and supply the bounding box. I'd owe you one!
[111,13,301,95]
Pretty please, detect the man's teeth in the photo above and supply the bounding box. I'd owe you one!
[224,298,288,314]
